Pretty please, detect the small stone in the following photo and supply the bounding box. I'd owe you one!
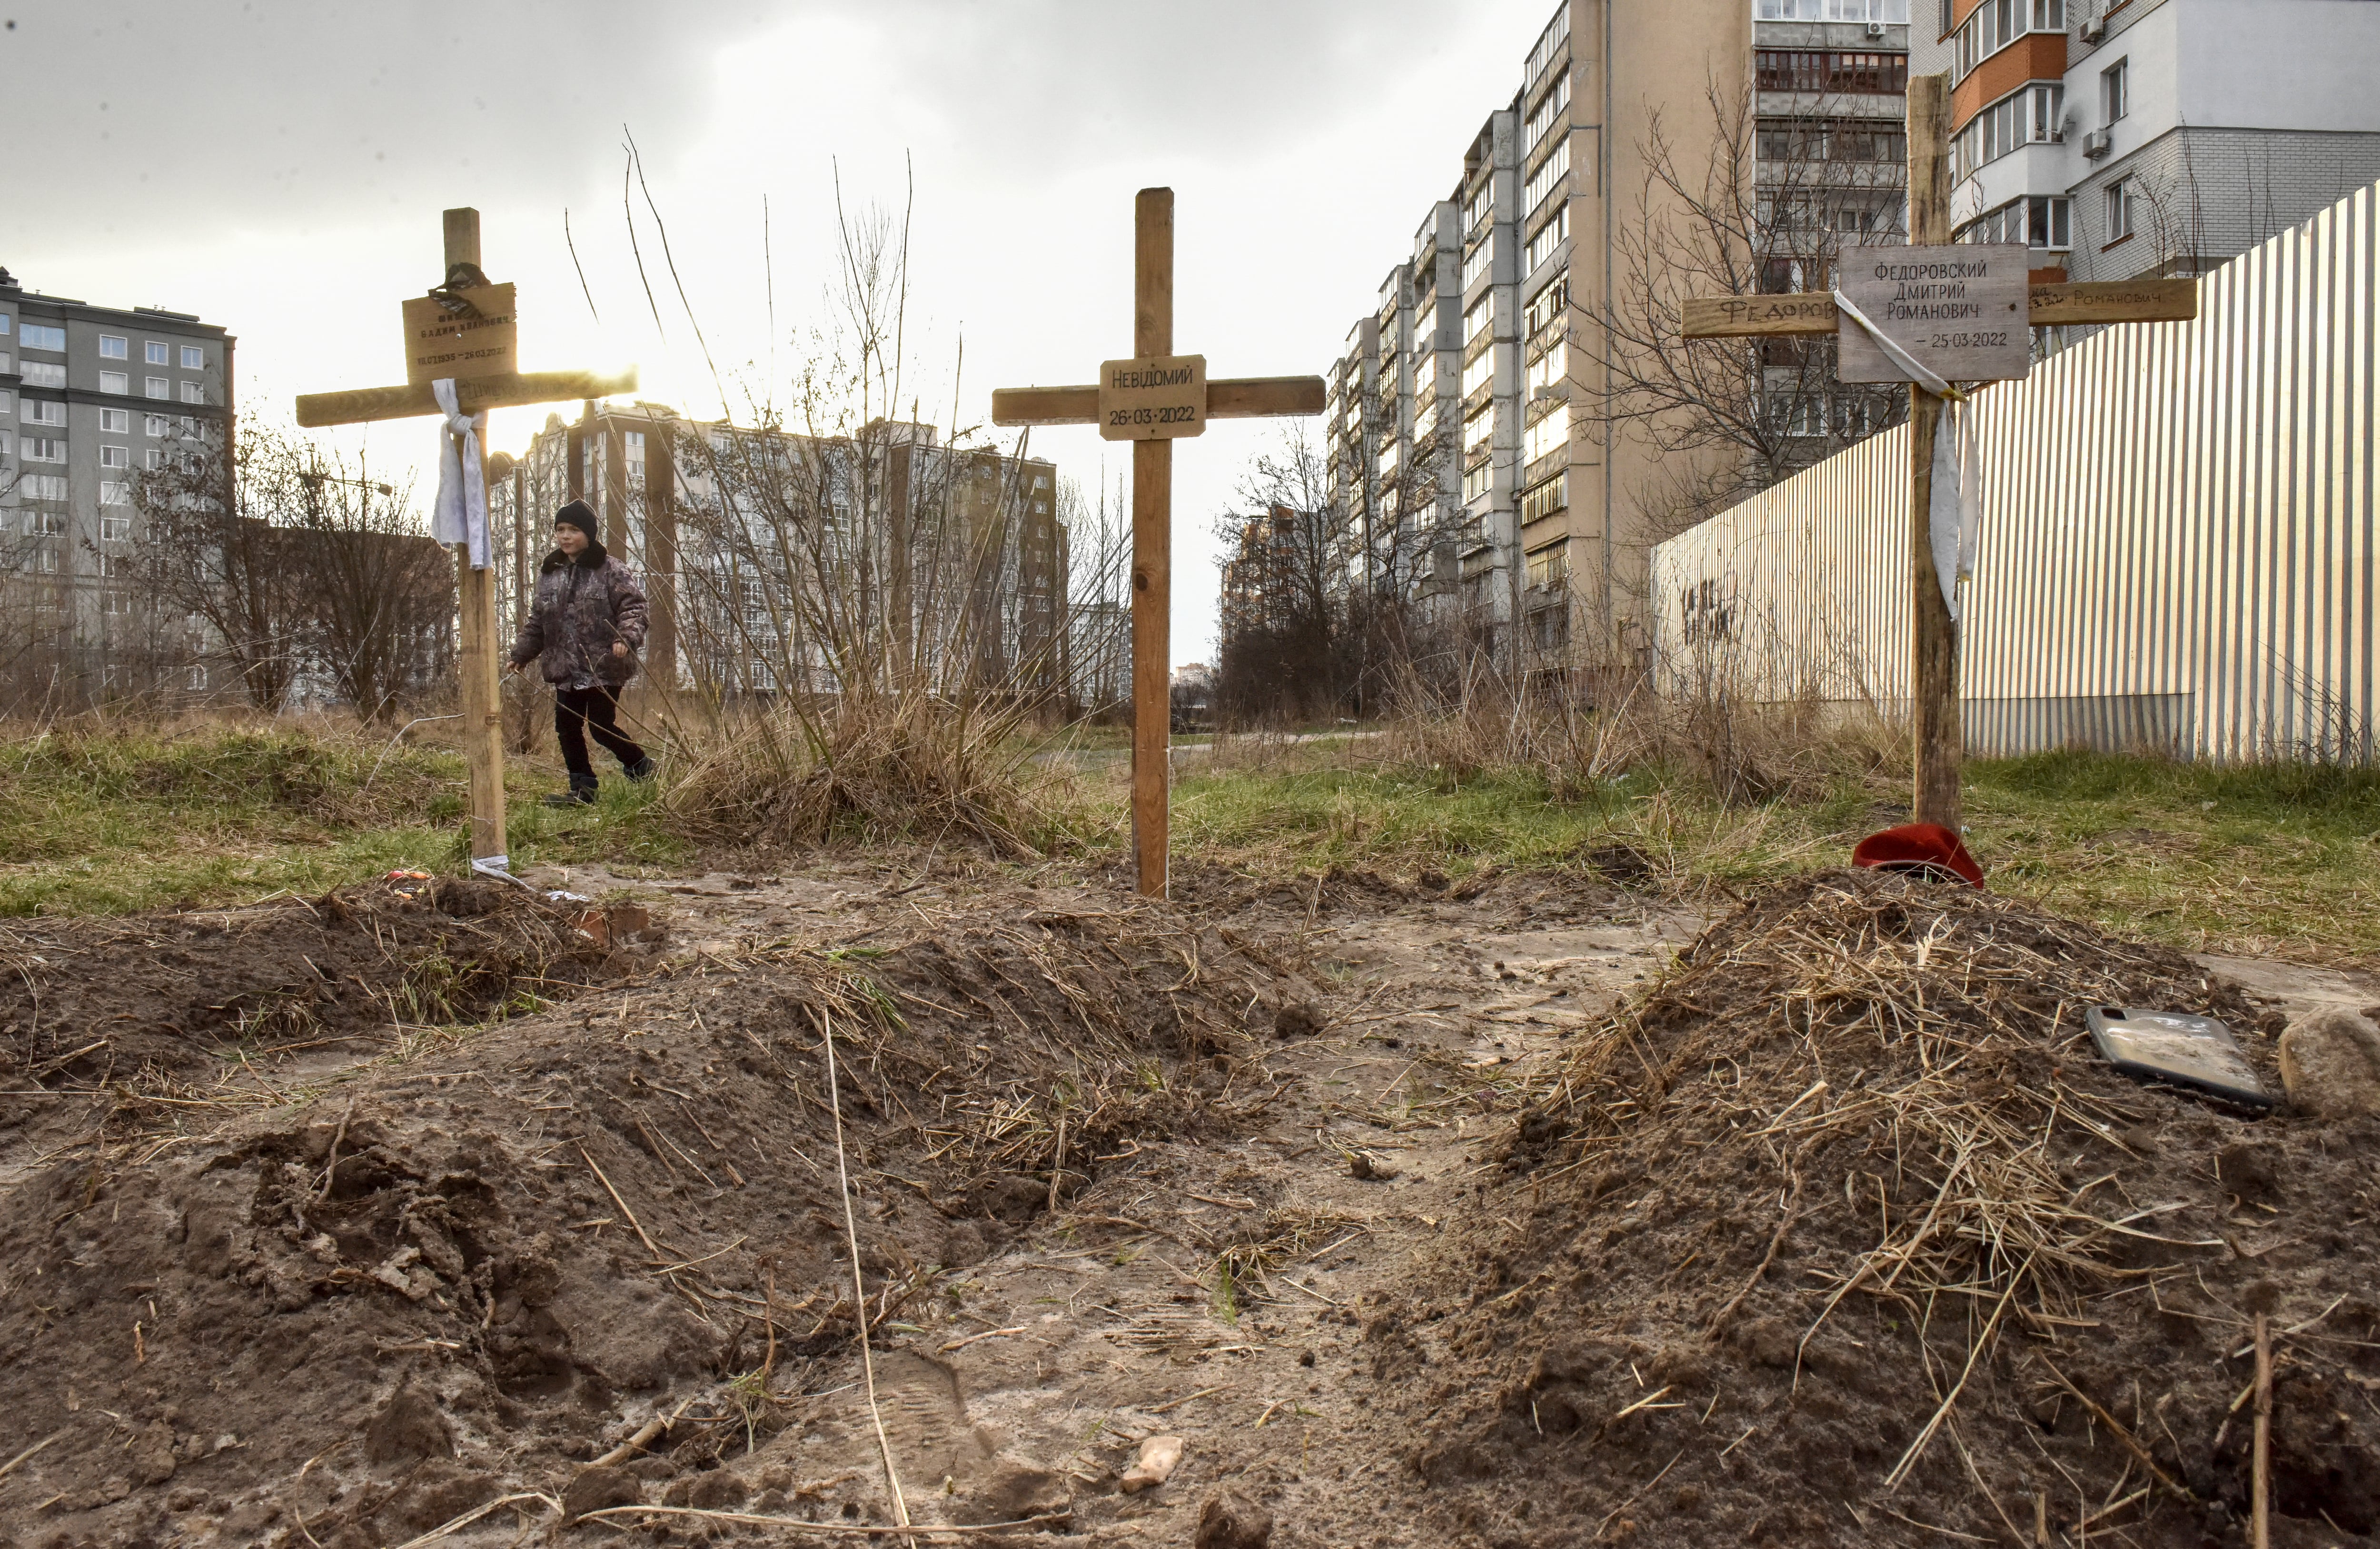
[687,1470,750,1510]
[560,1465,644,1524]
[1118,1434,1183,1494]
[1348,1149,1399,1182]
[364,1381,454,1469]
[1274,1003,1326,1040]
[1194,1486,1276,1549]
[2278,1007,2380,1118]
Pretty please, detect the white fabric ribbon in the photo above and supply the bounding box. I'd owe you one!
[430,377,491,571]
[1833,290,1983,621]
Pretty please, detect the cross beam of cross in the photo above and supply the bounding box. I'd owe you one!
[992,188,1325,897]
[292,208,636,870]
[1679,75,2198,832]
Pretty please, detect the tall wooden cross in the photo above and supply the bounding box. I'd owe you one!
[1681,74,2197,832]
[294,208,634,872]
[992,188,1325,897]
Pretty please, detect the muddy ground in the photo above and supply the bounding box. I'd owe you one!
[0,854,2372,1549]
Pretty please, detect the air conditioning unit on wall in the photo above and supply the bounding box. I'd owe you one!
[2083,128,2112,158]
[1866,20,1887,35]
[2081,13,2107,41]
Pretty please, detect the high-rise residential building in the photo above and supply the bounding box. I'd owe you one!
[1918,0,2380,281]
[1328,1,1912,676]
[0,268,234,696]
[495,404,1065,703]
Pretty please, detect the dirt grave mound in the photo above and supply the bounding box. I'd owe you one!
[0,886,1266,1548]
[1386,870,2380,1547]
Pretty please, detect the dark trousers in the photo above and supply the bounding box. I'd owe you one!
[554,685,645,779]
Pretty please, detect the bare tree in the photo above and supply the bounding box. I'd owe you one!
[1584,81,1910,541]
[292,458,454,722]
[129,427,311,711]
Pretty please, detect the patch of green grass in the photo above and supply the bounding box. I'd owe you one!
[0,724,686,916]
[1145,744,2380,966]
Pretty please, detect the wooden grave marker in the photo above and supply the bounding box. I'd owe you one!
[1681,73,2198,832]
[992,188,1325,897]
[295,207,635,873]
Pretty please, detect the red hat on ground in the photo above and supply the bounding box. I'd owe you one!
[1851,823,1984,887]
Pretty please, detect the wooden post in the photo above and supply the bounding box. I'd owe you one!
[1905,75,1961,831]
[443,208,508,866]
[1131,188,1174,898]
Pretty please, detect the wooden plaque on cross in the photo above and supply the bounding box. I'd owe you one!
[293,207,635,872]
[992,188,1326,898]
[1679,74,2198,832]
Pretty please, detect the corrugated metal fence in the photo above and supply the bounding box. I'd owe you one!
[1649,179,2377,762]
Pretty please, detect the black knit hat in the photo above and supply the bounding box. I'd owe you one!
[553,499,599,541]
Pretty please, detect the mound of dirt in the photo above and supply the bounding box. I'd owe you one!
[0,887,1263,1548]
[1389,870,2380,1547]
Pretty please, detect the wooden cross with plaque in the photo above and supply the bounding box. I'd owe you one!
[992,188,1325,897]
[294,207,635,873]
[1681,74,2197,832]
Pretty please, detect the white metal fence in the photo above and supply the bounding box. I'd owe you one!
[1650,178,2378,763]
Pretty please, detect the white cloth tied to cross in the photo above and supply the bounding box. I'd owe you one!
[1832,290,1983,622]
[430,377,491,571]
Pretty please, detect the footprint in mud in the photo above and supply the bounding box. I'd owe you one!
[811,1350,1068,1524]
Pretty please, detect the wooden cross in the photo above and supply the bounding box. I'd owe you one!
[294,207,635,871]
[1679,74,2197,832]
[992,188,1325,897]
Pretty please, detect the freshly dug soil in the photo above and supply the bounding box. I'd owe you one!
[0,886,1263,1548]
[0,879,604,1087]
[1389,871,2380,1547]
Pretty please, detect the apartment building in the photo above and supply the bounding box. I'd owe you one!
[0,267,233,698]
[1328,0,1912,676]
[1917,0,2380,280]
[495,404,1065,702]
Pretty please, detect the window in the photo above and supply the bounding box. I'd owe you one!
[100,408,129,433]
[101,445,129,469]
[180,345,204,369]
[20,323,64,351]
[1525,402,1569,465]
[1462,234,1495,289]
[1952,83,2063,179]
[0,390,10,416]
[1525,71,1570,150]
[0,430,9,457]
[100,514,131,541]
[1952,0,2063,81]
[180,382,205,404]
[21,475,68,502]
[99,334,127,359]
[1526,2,1569,84]
[1521,472,1567,526]
[21,437,65,463]
[1464,295,1492,348]
[2101,58,2128,124]
[2104,179,2134,242]
[100,480,130,506]
[1525,270,1569,338]
[146,448,167,471]
[103,592,131,616]
[145,340,167,365]
[31,547,57,575]
[1755,50,1911,93]
[1528,342,1567,396]
[146,377,169,399]
[1526,204,1570,277]
[0,314,8,335]
[1462,460,1492,503]
[1526,541,1568,590]
[1966,194,2071,249]
[144,414,169,436]
[0,353,8,374]
[178,415,198,436]
[25,400,63,426]
[1524,135,1570,215]
[100,370,128,395]
[1463,179,1493,234]
[1756,0,1910,16]
[24,510,64,536]
[22,362,64,389]
[1462,348,1494,397]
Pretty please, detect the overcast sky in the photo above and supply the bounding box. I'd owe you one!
[8,0,1559,665]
